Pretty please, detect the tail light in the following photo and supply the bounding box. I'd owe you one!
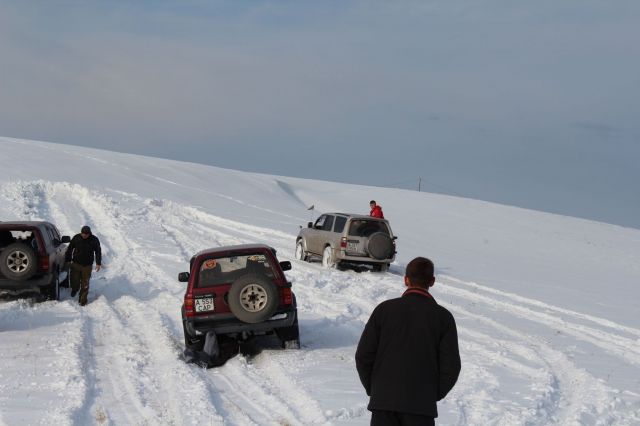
[340,237,347,248]
[39,256,50,272]
[184,295,195,317]
[281,287,293,305]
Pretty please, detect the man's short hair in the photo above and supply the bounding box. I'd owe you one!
[369,200,376,205]
[405,257,435,288]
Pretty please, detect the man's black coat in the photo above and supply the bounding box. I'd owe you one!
[355,288,461,417]
[65,234,102,267]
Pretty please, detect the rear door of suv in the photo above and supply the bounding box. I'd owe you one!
[191,251,280,318]
[344,218,391,257]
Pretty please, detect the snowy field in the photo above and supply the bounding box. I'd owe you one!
[0,137,639,425]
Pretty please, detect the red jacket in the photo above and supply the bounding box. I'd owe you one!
[370,205,384,218]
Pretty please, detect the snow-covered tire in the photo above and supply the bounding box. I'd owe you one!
[59,264,70,288]
[295,240,308,262]
[42,272,60,301]
[228,274,279,324]
[283,339,300,350]
[373,263,390,273]
[276,313,300,349]
[322,246,337,268]
[0,243,37,281]
[367,232,393,260]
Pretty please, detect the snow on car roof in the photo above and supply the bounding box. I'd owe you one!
[193,243,276,258]
[0,221,52,227]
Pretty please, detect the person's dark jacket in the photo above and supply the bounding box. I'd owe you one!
[355,289,461,417]
[65,234,102,266]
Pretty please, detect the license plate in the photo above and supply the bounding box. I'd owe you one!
[195,297,214,312]
[347,242,359,251]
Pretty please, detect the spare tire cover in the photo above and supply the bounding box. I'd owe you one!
[228,274,279,324]
[367,232,393,260]
[0,243,37,281]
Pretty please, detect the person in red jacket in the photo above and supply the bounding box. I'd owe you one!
[370,200,384,218]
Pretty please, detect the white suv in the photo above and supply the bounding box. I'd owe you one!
[295,213,396,272]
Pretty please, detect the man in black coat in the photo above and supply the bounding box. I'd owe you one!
[65,225,102,306]
[356,257,461,425]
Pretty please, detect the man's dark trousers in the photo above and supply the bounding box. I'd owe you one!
[371,410,435,426]
[70,263,92,306]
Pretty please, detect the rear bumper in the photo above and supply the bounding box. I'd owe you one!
[186,308,297,336]
[0,274,53,294]
[336,252,395,264]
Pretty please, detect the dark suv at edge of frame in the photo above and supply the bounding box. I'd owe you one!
[179,244,300,351]
[0,221,71,301]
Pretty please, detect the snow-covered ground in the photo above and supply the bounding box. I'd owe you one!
[0,136,639,425]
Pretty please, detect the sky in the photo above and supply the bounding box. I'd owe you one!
[1,0,639,229]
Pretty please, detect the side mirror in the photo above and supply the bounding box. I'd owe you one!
[61,236,71,243]
[307,222,313,228]
[279,261,292,271]
[178,272,190,282]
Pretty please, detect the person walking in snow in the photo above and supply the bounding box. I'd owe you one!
[369,200,384,218]
[65,225,102,306]
[355,257,461,425]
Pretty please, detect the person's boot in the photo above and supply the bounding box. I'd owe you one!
[70,288,78,297]
[78,288,88,306]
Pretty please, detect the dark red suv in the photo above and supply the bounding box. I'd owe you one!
[180,244,299,351]
[0,221,71,301]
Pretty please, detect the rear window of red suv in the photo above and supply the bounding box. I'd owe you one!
[196,253,276,288]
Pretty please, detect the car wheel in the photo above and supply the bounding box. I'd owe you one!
[276,312,300,349]
[42,272,60,301]
[228,274,279,323]
[322,246,337,268]
[373,263,390,273]
[182,320,204,351]
[59,264,70,288]
[295,240,308,262]
[0,243,37,281]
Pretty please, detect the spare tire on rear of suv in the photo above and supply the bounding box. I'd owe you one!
[367,232,394,260]
[0,243,37,281]
[228,274,279,324]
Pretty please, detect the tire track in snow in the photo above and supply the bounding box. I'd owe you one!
[21,182,176,424]
[0,299,89,426]
[138,196,331,424]
[442,275,640,338]
[52,183,234,425]
[244,352,328,424]
[55,183,318,425]
[4,181,230,425]
[438,276,640,366]
[94,193,313,425]
[440,300,624,425]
